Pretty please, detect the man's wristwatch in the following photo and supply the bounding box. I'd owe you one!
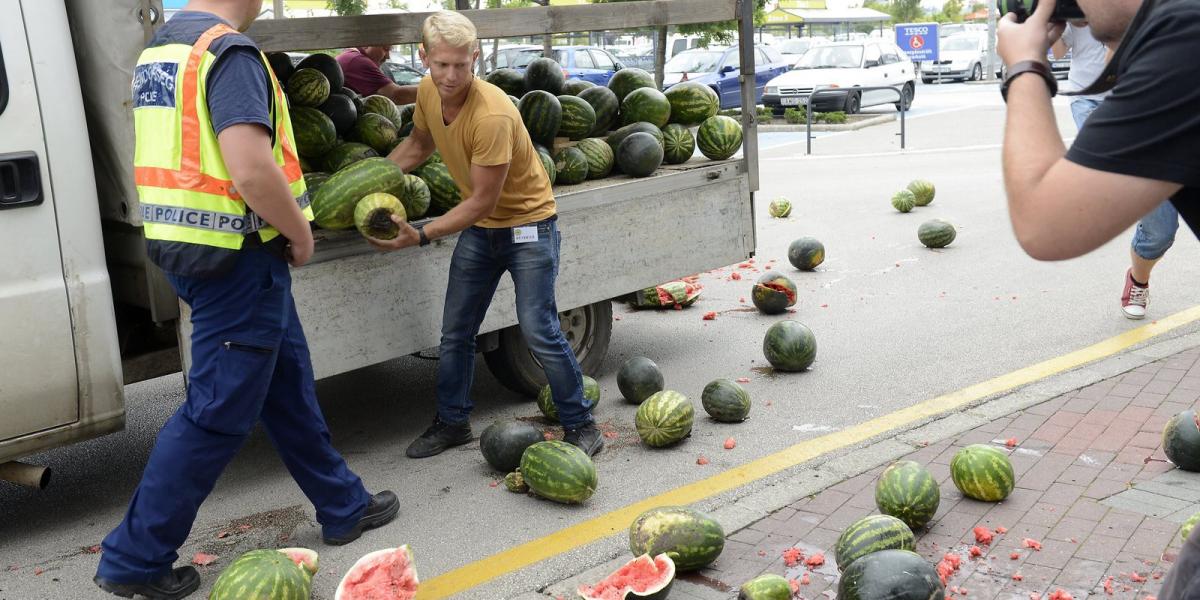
[415,223,431,247]
[1000,60,1058,103]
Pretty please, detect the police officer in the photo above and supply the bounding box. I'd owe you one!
[94,1,398,597]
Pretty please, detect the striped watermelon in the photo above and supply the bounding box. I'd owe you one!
[738,574,792,600]
[629,506,724,571]
[322,142,378,173]
[353,113,399,155]
[950,444,1014,502]
[562,78,596,95]
[354,192,406,241]
[557,95,597,141]
[311,157,407,230]
[519,90,563,146]
[413,161,461,215]
[918,219,956,248]
[579,86,620,136]
[875,460,940,531]
[700,378,751,423]
[635,390,693,447]
[608,67,656,102]
[303,172,331,197]
[536,375,600,423]
[210,549,314,600]
[362,94,402,129]
[291,107,338,158]
[553,146,589,186]
[525,57,566,95]
[519,440,597,504]
[768,198,792,218]
[661,124,695,165]
[287,68,330,107]
[398,103,415,126]
[296,53,344,93]
[617,132,664,179]
[1182,511,1200,541]
[837,550,943,600]
[834,515,916,569]
[537,149,557,185]
[892,189,916,213]
[664,82,719,126]
[907,179,936,206]
[485,67,526,98]
[620,87,671,128]
[394,174,431,220]
[575,138,614,180]
[696,115,742,161]
[762,320,816,372]
[607,122,664,153]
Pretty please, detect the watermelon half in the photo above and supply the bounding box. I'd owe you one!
[577,553,675,600]
[334,545,418,600]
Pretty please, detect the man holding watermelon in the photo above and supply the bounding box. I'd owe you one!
[368,11,604,459]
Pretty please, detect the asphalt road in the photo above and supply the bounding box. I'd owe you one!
[3,82,1198,600]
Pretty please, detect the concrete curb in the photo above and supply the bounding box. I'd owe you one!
[758,113,896,132]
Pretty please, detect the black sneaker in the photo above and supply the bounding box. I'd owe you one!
[405,418,472,458]
[94,566,200,599]
[323,490,400,546]
[564,423,604,457]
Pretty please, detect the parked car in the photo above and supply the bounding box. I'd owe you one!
[662,46,790,109]
[762,40,916,114]
[485,45,625,86]
[776,36,830,62]
[923,33,987,83]
[991,47,1070,79]
[611,47,656,72]
[380,61,425,86]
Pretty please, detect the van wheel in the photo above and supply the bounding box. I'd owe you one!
[483,301,613,398]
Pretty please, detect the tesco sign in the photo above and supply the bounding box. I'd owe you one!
[896,22,940,62]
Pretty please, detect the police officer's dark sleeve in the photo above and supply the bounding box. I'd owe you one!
[1065,4,1200,188]
[206,47,273,136]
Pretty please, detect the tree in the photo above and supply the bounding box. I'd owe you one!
[887,0,924,23]
[385,0,407,8]
[939,0,964,22]
[326,0,367,15]
[674,0,768,47]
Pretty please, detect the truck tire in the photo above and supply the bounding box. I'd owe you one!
[483,300,613,398]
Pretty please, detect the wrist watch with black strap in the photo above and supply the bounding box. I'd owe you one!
[1001,60,1058,103]
[415,223,430,247]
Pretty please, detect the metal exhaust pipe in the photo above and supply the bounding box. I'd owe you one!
[0,461,51,490]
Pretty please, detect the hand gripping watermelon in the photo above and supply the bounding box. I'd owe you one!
[836,549,943,600]
[354,192,406,241]
[767,198,792,218]
[520,440,598,504]
[635,391,694,448]
[480,420,544,472]
[1163,410,1200,471]
[950,444,1015,502]
[578,553,676,600]
[763,320,817,372]
[536,375,601,423]
[701,378,751,423]
[335,545,418,600]
[891,189,916,213]
[835,514,916,569]
[629,506,725,571]
[738,574,792,600]
[210,548,317,600]
[618,356,665,405]
[875,460,940,531]
[907,179,936,206]
[751,273,798,315]
[918,219,956,248]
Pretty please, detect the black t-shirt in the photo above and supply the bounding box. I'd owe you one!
[1064,0,1200,236]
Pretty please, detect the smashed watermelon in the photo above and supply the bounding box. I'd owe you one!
[335,545,418,600]
[632,280,702,309]
[578,553,675,600]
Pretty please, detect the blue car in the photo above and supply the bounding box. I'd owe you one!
[487,45,626,86]
[662,46,790,109]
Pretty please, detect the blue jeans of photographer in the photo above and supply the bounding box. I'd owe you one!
[1071,98,1178,260]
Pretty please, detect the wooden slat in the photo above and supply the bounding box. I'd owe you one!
[248,0,738,53]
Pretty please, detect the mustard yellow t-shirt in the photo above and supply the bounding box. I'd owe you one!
[411,76,555,228]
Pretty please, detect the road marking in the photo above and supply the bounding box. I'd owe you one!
[765,137,1077,162]
[417,305,1200,598]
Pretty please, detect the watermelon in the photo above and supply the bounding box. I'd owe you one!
[480,421,544,473]
[629,506,724,571]
[950,444,1015,502]
[318,93,359,136]
[617,132,664,178]
[485,68,526,98]
[579,86,620,136]
[312,157,407,230]
[288,68,330,107]
[525,57,566,95]
[354,192,406,240]
[557,95,597,141]
[392,174,430,220]
[334,545,417,600]
[267,52,295,85]
[634,280,701,309]
[303,172,332,197]
[563,78,597,96]
[751,272,798,315]
[504,471,528,493]
[608,67,655,102]
[413,161,461,215]
[362,94,402,129]
[738,574,792,600]
[1163,410,1200,471]
[210,548,314,600]
[508,94,520,108]
[660,124,695,165]
[696,115,742,161]
[835,514,916,569]
[575,138,615,180]
[664,82,720,126]
[763,320,816,372]
[836,550,943,600]
[536,375,600,423]
[353,113,399,155]
[519,90,563,146]
[519,440,598,504]
[335,87,364,114]
[607,122,664,155]
[292,106,338,158]
[618,356,665,405]
[299,155,318,173]
[918,219,956,248]
[537,148,557,186]
[892,189,916,213]
[397,121,414,140]
[553,146,589,186]
[323,142,378,172]
[578,554,675,600]
[398,103,415,125]
[620,87,671,128]
[700,378,751,423]
[1182,511,1200,541]
[788,237,826,271]
[635,390,693,448]
[875,460,940,531]
[907,179,936,206]
[296,52,344,93]
[767,198,791,218]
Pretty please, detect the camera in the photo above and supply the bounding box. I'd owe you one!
[996,0,1085,22]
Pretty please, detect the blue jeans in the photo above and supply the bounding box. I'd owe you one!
[1071,97,1178,261]
[97,247,369,583]
[435,216,592,429]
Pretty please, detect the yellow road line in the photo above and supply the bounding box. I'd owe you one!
[418,305,1200,598]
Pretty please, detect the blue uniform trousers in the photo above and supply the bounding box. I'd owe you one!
[96,246,369,583]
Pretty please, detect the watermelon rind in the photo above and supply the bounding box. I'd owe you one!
[480,421,544,473]
[210,549,312,600]
[333,546,418,600]
[629,506,724,572]
[536,375,600,423]
[661,123,695,165]
[520,440,598,504]
[737,574,792,600]
[762,320,816,372]
[751,272,798,315]
[303,172,332,198]
[918,219,956,248]
[519,90,563,146]
[665,82,720,126]
[287,68,330,108]
[620,87,672,128]
[836,549,943,600]
[575,138,615,180]
[788,237,826,271]
[485,67,526,98]
[635,390,694,448]
[696,115,743,161]
[579,86,620,137]
[525,57,566,95]
[504,471,528,493]
[834,514,916,569]
[618,356,665,405]
[557,95,598,141]
[608,67,656,102]
[353,192,406,241]
[311,157,407,230]
[950,444,1015,502]
[875,460,940,531]
[1163,410,1200,471]
[617,132,664,179]
[578,553,675,600]
[767,198,792,218]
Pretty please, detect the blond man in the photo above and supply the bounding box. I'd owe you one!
[369,12,602,458]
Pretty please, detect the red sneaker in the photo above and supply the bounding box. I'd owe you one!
[1121,269,1149,320]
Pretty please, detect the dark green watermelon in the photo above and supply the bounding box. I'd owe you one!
[479,421,544,473]
[579,86,620,137]
[553,146,589,186]
[661,123,695,165]
[620,87,671,128]
[763,320,816,372]
[616,132,663,178]
[266,52,295,85]
[607,122,664,153]
[322,142,378,172]
[318,93,359,137]
[519,90,563,146]
[557,95,597,141]
[618,356,665,404]
[296,52,344,92]
[562,78,596,95]
[608,67,655,102]
[524,57,566,95]
[485,67,526,97]
[1164,410,1200,471]
[700,378,751,422]
[837,550,943,600]
[398,103,415,126]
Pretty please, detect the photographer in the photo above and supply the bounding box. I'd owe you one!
[997,0,1200,261]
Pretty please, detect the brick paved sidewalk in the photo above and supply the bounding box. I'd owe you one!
[670,347,1200,600]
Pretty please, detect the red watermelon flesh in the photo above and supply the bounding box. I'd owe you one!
[760,282,797,305]
[578,553,675,600]
[334,545,418,600]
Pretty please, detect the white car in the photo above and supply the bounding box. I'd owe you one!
[762,40,916,114]
[776,36,830,62]
[923,33,988,83]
